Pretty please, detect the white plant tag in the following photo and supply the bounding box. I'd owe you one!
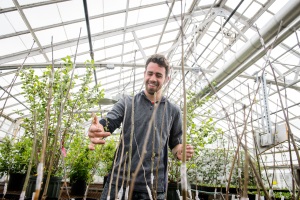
[125,185,129,200]
[146,185,153,200]
[19,191,25,200]
[118,187,123,199]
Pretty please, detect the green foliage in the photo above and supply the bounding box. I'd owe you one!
[66,132,95,183]
[96,136,118,177]
[186,92,222,149]
[168,91,223,182]
[19,56,104,176]
[248,190,294,199]
[167,151,181,182]
[66,132,117,183]
[188,149,256,187]
[0,135,33,176]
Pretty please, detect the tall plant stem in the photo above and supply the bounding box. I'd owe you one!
[107,132,123,200]
[126,51,136,198]
[129,95,162,199]
[19,109,37,200]
[34,37,55,200]
[256,23,300,200]
[180,1,187,199]
[242,105,249,198]
[114,108,128,197]
[150,92,157,198]
[190,47,270,199]
[249,85,263,198]
[154,102,168,196]
[256,22,300,165]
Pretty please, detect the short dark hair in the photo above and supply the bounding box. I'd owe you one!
[145,54,170,76]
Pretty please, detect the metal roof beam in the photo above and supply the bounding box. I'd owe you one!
[192,0,300,101]
[0,11,200,64]
[12,0,49,62]
[132,31,147,61]
[239,74,300,91]
[0,0,70,14]
[0,1,181,40]
[120,0,130,63]
[154,0,175,53]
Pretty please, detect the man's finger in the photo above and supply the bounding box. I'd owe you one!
[90,137,106,144]
[89,125,103,132]
[88,143,95,150]
[92,113,99,125]
[89,131,111,138]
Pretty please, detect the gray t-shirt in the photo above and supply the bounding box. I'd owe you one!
[100,91,182,192]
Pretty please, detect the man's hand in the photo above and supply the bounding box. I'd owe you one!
[172,144,194,161]
[88,114,111,150]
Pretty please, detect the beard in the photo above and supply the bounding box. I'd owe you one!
[145,81,160,95]
[146,88,156,95]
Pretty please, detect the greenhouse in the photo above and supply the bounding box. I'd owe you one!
[0,0,299,199]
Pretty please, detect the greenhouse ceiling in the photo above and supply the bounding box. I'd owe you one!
[0,0,300,169]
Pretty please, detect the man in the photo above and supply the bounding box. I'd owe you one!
[89,54,194,200]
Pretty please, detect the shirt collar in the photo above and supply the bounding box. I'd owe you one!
[141,90,166,103]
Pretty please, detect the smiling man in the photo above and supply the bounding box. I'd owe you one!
[89,54,194,200]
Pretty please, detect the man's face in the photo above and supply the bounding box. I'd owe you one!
[144,62,167,95]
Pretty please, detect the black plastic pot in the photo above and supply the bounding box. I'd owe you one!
[167,182,180,200]
[26,176,62,200]
[7,173,26,191]
[70,179,87,196]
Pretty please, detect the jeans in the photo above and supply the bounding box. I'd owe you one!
[100,181,165,200]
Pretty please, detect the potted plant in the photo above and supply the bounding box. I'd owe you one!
[19,56,104,199]
[66,130,98,196]
[65,130,118,196]
[0,135,32,192]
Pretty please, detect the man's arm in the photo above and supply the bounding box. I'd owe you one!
[99,96,126,133]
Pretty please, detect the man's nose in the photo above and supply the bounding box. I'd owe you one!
[149,75,157,82]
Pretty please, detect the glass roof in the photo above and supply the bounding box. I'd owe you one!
[0,0,300,188]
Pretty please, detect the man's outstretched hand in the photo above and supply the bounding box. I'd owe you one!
[88,114,111,150]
